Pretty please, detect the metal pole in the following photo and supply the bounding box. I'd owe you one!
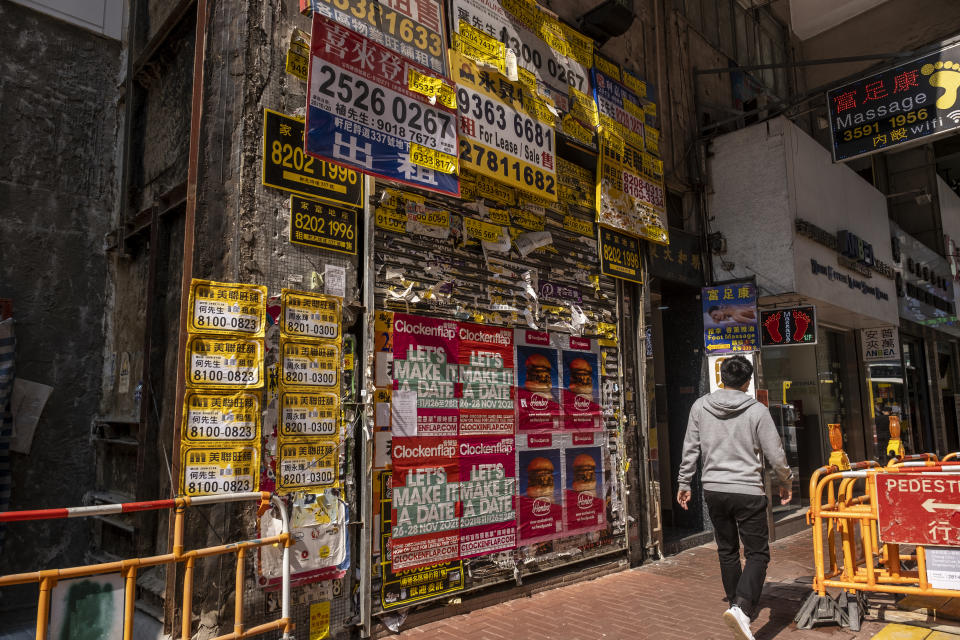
[165,0,209,630]
[693,51,920,75]
[358,175,377,638]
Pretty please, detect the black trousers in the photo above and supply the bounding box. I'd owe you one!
[704,490,770,617]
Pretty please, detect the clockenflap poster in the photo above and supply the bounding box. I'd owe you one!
[294,0,664,615]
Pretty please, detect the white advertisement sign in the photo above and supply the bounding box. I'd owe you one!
[861,326,900,362]
[707,353,756,395]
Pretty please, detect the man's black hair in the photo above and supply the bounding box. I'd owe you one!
[720,355,753,388]
[708,305,720,313]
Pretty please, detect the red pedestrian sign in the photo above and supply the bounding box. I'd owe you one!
[876,473,960,547]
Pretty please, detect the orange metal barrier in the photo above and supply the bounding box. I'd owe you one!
[0,492,292,639]
[944,451,959,461]
[797,462,960,630]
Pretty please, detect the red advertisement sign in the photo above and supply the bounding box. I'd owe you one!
[306,15,459,196]
[876,472,960,547]
[563,432,605,533]
[392,313,459,436]
[458,323,515,436]
[517,433,564,544]
[515,329,561,432]
[560,335,602,431]
[458,436,517,557]
[390,436,460,570]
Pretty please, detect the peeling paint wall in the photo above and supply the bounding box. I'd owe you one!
[0,0,121,615]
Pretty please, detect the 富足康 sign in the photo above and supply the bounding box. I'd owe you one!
[759,306,816,347]
[861,326,900,362]
[827,39,960,161]
[702,282,759,354]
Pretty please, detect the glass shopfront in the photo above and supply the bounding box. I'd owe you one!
[760,327,866,521]
[864,358,907,460]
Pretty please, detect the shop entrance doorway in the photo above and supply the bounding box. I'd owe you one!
[902,339,934,454]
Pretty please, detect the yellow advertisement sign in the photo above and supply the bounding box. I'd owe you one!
[450,50,557,201]
[464,217,504,243]
[410,143,458,174]
[475,173,516,205]
[280,391,340,439]
[281,289,341,342]
[407,69,457,109]
[182,390,261,445]
[309,602,330,640]
[594,55,621,81]
[563,215,594,237]
[597,129,669,246]
[453,24,507,74]
[180,445,258,496]
[280,340,340,390]
[185,336,263,389]
[277,440,339,493]
[187,279,267,337]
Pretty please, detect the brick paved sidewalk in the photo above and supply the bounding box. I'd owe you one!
[389,530,898,639]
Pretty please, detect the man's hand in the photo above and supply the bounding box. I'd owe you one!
[677,489,691,510]
[779,485,792,505]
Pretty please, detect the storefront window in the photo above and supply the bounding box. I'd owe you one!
[759,344,820,518]
[760,329,865,520]
[816,331,867,464]
[865,360,906,461]
[902,339,933,454]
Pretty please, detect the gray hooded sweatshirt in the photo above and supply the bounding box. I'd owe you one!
[677,388,793,495]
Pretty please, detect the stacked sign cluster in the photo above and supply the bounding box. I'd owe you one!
[179,279,267,496]
[303,0,667,246]
[276,290,345,494]
[378,312,606,571]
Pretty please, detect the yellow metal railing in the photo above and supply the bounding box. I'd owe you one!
[0,491,292,639]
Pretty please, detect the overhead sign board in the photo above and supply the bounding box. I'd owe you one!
[702,283,759,354]
[289,195,358,255]
[876,472,960,547]
[306,14,459,196]
[827,39,960,161]
[262,109,363,207]
[598,226,642,284]
[759,306,816,347]
[861,326,900,362]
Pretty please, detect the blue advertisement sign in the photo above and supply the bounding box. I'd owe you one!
[306,14,459,197]
[702,283,759,354]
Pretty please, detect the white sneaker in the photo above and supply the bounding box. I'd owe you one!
[722,605,755,640]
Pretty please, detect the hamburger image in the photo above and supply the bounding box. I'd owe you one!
[525,456,555,503]
[523,353,553,392]
[571,453,597,498]
[567,357,594,396]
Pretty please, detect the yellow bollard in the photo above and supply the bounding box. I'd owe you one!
[885,415,905,459]
[828,424,850,471]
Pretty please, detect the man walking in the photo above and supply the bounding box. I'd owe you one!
[677,355,793,640]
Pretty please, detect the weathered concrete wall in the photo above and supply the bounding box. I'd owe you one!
[0,0,120,613]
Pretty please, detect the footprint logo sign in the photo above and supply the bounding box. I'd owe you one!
[922,61,960,110]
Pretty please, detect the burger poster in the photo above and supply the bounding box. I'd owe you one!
[390,436,460,570]
[563,433,606,533]
[458,323,515,436]
[515,330,562,432]
[458,436,517,558]
[559,336,602,431]
[517,435,565,544]
[392,313,459,437]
